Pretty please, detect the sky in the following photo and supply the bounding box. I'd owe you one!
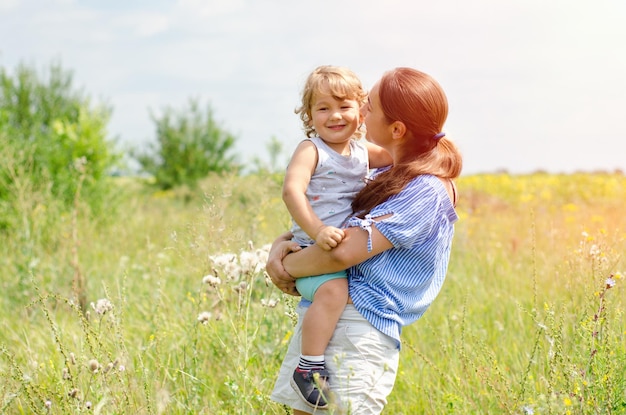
[1,0,625,175]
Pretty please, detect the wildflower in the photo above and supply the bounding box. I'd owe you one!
[62,367,70,380]
[223,261,242,280]
[202,274,222,287]
[239,250,259,273]
[85,401,92,409]
[45,400,52,409]
[91,299,114,315]
[605,277,616,289]
[69,352,76,365]
[261,298,279,308]
[209,253,238,268]
[88,359,100,373]
[68,388,79,398]
[118,365,126,372]
[589,244,600,257]
[104,362,114,373]
[197,311,212,324]
[522,405,534,415]
[234,281,248,293]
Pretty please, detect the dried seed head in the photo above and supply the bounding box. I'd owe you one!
[88,359,100,373]
[104,362,114,373]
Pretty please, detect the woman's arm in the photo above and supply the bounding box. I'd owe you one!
[266,232,301,296]
[283,217,394,277]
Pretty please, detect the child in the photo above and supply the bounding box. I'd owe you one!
[282,65,391,409]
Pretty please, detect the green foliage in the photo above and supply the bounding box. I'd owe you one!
[0,62,121,232]
[134,99,238,189]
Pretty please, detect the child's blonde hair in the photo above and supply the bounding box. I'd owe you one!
[295,65,367,138]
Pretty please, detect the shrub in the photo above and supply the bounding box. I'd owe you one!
[134,99,238,189]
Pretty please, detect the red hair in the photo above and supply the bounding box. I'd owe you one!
[352,68,462,217]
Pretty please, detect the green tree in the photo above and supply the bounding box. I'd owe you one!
[135,99,238,189]
[0,62,120,231]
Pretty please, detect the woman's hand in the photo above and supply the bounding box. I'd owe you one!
[266,232,302,296]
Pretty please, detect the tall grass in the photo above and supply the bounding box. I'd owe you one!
[1,172,624,414]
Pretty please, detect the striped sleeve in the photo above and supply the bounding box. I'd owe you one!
[370,177,441,249]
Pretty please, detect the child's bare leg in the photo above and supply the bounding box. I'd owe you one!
[301,278,349,356]
[292,278,348,408]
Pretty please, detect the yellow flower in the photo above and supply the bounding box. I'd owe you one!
[564,397,572,406]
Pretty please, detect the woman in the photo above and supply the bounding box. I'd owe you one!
[267,67,463,414]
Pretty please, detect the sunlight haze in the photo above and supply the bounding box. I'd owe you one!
[2,0,625,174]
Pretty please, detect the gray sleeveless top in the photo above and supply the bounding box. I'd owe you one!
[291,136,369,246]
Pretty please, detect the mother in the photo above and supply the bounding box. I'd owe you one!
[267,67,463,414]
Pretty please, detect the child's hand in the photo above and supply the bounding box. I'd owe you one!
[315,226,345,251]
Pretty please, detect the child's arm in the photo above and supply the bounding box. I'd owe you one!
[366,141,393,168]
[283,140,345,251]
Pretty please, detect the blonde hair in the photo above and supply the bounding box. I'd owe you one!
[295,65,367,138]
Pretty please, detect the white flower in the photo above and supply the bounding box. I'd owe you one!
[239,250,258,274]
[209,253,237,268]
[91,299,113,315]
[223,261,242,280]
[605,277,616,289]
[202,274,222,287]
[522,405,534,415]
[197,311,212,324]
[255,247,269,266]
[261,298,279,308]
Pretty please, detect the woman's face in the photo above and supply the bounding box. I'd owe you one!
[361,82,390,148]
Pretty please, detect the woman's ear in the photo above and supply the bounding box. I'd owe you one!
[390,121,406,140]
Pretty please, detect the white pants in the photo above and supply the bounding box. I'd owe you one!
[271,304,399,414]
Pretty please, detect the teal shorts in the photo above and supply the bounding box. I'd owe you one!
[295,271,347,301]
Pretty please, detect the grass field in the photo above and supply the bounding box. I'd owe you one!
[1,172,625,414]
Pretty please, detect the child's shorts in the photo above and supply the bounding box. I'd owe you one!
[295,271,347,301]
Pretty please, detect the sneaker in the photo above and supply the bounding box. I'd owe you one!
[290,367,331,409]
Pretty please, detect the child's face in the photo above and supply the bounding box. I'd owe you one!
[309,90,361,146]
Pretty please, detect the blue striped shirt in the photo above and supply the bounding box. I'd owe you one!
[346,174,458,349]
